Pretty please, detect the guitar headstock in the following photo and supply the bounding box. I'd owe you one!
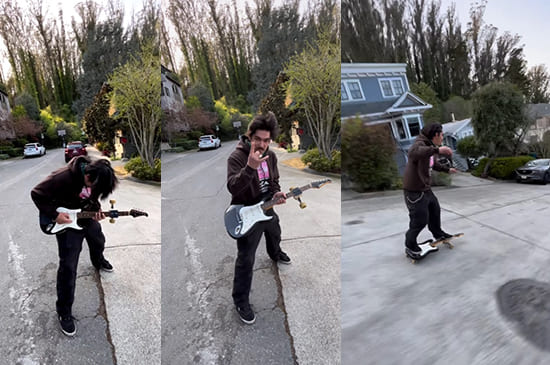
[311,179,331,189]
[130,209,149,218]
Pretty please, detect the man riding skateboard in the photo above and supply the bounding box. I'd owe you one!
[403,123,457,260]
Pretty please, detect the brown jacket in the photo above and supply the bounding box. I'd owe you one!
[227,136,281,205]
[31,156,98,220]
[403,133,449,191]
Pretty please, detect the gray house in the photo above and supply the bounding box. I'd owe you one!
[0,89,10,119]
[161,65,184,112]
[442,118,474,150]
[341,63,432,174]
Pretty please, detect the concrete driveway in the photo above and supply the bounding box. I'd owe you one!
[342,173,550,364]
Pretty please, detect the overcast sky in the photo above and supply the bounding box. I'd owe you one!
[438,0,549,70]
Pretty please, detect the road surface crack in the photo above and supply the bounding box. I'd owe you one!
[94,270,117,365]
[272,262,299,365]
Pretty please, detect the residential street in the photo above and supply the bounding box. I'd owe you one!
[341,174,550,364]
[161,141,341,365]
[1,147,161,364]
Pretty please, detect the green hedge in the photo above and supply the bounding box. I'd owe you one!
[170,139,198,150]
[0,147,23,157]
[301,149,341,173]
[125,157,161,181]
[472,156,534,179]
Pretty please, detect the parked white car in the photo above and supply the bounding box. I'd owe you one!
[198,135,221,150]
[23,143,46,158]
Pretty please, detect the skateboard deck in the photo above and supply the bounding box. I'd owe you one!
[407,233,464,263]
[430,232,464,249]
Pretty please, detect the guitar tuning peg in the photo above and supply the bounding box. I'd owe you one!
[289,187,294,191]
[109,218,115,224]
[299,201,307,209]
[109,199,116,209]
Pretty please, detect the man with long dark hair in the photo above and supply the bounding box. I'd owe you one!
[31,156,118,336]
[227,111,289,324]
[403,123,457,260]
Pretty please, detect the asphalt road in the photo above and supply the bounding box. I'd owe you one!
[161,142,341,364]
[341,177,550,364]
[1,149,115,364]
[1,148,161,364]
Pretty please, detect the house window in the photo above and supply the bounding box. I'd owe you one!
[393,115,423,140]
[395,120,407,139]
[348,82,363,99]
[405,116,421,137]
[164,87,170,97]
[379,77,405,98]
[392,79,404,95]
[380,80,393,97]
[341,83,348,101]
[341,79,365,102]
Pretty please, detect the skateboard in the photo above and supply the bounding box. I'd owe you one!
[407,233,464,263]
[430,232,464,249]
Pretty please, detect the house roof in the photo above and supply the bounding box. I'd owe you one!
[0,89,7,97]
[442,118,471,136]
[161,64,181,87]
[342,91,431,120]
[525,104,550,119]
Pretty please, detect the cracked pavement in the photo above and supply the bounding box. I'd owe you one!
[1,147,160,364]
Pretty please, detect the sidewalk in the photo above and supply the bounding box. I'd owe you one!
[88,147,162,364]
[342,171,496,201]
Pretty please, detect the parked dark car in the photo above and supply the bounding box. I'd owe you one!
[515,159,550,185]
[65,141,87,162]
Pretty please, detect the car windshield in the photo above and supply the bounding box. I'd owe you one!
[200,136,212,140]
[68,144,82,149]
[526,159,550,167]
[25,144,36,148]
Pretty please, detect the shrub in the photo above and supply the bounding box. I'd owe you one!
[301,148,340,173]
[342,119,399,191]
[125,157,161,181]
[472,156,534,179]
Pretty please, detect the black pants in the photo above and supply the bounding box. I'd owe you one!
[55,220,105,317]
[232,211,282,307]
[404,189,445,251]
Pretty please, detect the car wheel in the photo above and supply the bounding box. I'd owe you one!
[543,172,549,185]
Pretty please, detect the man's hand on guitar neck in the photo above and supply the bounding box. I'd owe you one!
[273,192,286,205]
[55,213,72,224]
[93,210,106,221]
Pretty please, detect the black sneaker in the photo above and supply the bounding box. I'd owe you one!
[97,258,113,272]
[434,232,453,241]
[236,304,256,324]
[58,315,76,336]
[277,251,291,265]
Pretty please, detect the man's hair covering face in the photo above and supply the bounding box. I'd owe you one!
[85,159,118,200]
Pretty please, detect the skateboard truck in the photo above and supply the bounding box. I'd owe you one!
[109,199,116,223]
[289,187,307,209]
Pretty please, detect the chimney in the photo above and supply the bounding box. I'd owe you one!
[451,112,455,122]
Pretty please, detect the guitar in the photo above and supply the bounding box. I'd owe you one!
[39,207,148,235]
[224,179,331,239]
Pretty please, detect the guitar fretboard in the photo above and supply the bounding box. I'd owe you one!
[76,211,131,218]
[261,183,314,211]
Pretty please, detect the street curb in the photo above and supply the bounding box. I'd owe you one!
[124,175,161,186]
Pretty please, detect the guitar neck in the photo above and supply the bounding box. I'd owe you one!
[261,183,314,211]
[77,210,130,219]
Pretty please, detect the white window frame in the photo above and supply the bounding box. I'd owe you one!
[378,77,405,98]
[341,79,365,102]
[390,114,423,141]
